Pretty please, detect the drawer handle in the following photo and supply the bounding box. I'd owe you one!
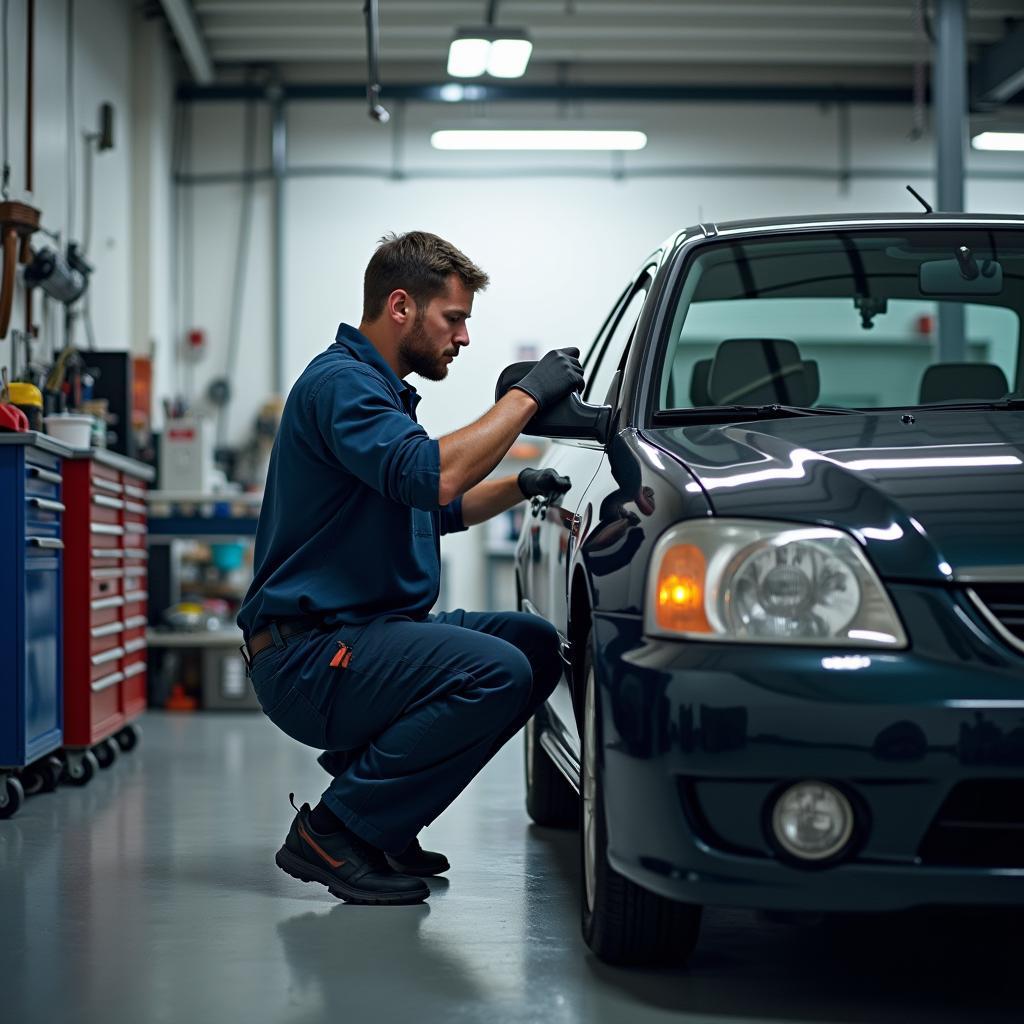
[91,621,125,638]
[28,466,63,486]
[91,475,123,494]
[91,548,125,559]
[27,496,66,514]
[124,522,146,534]
[124,615,148,630]
[124,500,146,515]
[124,590,147,603]
[91,522,125,536]
[91,646,125,666]
[90,595,125,610]
[28,536,64,550]
[92,494,124,511]
[123,484,146,499]
[91,670,125,693]
[124,566,146,577]
[91,567,123,580]
[124,638,147,654]
[124,549,149,560]
[124,661,146,678]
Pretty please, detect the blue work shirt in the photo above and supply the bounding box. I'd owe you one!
[237,323,467,638]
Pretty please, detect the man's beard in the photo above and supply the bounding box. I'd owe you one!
[398,314,448,382]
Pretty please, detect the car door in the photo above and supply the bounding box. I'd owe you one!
[520,265,657,740]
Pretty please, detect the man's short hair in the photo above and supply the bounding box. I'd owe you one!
[362,231,490,321]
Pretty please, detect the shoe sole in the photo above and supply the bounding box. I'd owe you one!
[275,846,429,905]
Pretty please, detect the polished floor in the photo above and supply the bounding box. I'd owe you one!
[1,713,1018,1024]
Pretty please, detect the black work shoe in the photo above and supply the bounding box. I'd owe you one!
[386,836,451,877]
[275,795,429,905]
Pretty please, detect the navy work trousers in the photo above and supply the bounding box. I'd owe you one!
[247,609,563,855]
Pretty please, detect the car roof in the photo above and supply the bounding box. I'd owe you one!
[670,211,1024,248]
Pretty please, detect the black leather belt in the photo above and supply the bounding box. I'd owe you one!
[243,617,323,664]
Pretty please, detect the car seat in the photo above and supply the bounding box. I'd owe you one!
[918,362,1009,403]
[707,338,819,406]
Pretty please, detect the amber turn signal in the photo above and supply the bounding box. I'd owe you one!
[655,543,712,633]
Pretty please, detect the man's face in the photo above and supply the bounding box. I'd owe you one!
[398,275,474,382]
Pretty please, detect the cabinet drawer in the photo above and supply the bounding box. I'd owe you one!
[122,588,147,620]
[90,629,124,658]
[25,494,65,529]
[25,463,63,500]
[90,570,122,598]
[122,481,147,500]
[25,534,64,558]
[90,604,121,629]
[89,643,125,671]
[90,496,123,523]
[91,592,125,613]
[91,464,120,488]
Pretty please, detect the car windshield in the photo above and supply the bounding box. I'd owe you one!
[655,228,1024,414]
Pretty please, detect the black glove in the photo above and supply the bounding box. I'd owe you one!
[518,467,572,500]
[511,347,585,411]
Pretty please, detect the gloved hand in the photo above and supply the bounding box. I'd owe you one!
[518,467,572,500]
[510,347,585,411]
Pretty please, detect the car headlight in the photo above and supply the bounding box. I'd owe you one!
[644,518,907,648]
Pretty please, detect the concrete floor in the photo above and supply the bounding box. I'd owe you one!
[1,713,1018,1024]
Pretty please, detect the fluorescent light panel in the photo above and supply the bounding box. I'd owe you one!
[486,38,533,78]
[431,130,648,151]
[972,131,1024,151]
[447,37,490,78]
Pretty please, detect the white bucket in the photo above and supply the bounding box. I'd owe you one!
[44,413,94,448]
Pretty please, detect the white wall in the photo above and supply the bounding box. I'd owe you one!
[177,95,1024,611]
[0,0,172,385]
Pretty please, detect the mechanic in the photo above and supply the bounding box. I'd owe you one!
[237,231,585,906]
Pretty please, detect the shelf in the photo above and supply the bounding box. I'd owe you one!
[147,628,243,648]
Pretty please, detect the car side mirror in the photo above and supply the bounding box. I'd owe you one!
[495,360,612,442]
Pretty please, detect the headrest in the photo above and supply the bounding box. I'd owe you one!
[707,338,818,406]
[919,363,1009,403]
[689,358,712,406]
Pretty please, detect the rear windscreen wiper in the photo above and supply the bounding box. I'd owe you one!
[653,403,857,423]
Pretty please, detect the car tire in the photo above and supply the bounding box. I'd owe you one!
[579,626,703,966]
[524,706,579,829]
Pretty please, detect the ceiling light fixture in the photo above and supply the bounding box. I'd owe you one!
[431,130,648,151]
[971,131,1024,151]
[447,2,532,80]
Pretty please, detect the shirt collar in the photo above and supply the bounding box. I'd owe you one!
[334,323,421,411]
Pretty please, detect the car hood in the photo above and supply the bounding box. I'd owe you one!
[645,409,1024,581]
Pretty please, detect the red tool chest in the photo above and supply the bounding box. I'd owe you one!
[61,450,155,749]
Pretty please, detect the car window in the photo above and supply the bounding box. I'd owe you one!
[585,274,652,404]
[656,230,1024,411]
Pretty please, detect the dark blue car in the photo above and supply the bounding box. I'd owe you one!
[501,213,1024,965]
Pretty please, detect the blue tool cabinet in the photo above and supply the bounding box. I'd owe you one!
[0,433,69,815]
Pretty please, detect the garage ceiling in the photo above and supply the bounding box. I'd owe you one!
[187,0,1024,85]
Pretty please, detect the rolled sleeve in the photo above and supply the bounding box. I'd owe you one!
[312,367,440,510]
[440,496,467,535]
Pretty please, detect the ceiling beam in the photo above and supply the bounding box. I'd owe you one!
[972,20,1024,103]
[159,0,215,84]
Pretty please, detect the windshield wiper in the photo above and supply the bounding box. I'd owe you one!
[654,403,858,423]
[911,394,1024,412]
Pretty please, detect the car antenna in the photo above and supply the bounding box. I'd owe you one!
[906,185,933,214]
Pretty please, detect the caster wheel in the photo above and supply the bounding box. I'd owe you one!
[61,750,98,787]
[20,754,63,796]
[115,724,140,753]
[92,738,119,770]
[0,776,25,819]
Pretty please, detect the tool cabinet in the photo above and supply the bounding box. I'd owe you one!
[61,449,155,777]
[0,433,68,817]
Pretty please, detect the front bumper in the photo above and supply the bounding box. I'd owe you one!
[593,584,1024,912]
